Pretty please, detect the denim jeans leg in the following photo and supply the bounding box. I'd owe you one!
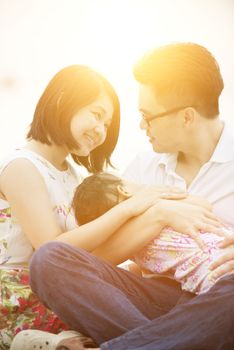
[101,274,234,350]
[29,241,184,345]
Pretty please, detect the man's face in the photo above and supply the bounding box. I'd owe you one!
[138,84,186,153]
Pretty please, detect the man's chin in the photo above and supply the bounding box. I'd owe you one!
[152,143,165,153]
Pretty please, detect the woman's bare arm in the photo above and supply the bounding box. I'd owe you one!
[0,159,164,252]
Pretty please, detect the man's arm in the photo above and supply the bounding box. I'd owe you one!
[93,199,222,265]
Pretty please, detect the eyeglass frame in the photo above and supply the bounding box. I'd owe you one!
[141,105,195,126]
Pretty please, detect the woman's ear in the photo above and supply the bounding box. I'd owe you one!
[117,185,132,198]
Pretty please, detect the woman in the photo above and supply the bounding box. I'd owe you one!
[0,65,169,349]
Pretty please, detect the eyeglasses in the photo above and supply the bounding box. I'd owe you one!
[141,106,193,126]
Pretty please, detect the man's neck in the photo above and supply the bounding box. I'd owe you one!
[176,119,224,187]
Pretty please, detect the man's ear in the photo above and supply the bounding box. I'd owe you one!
[117,185,132,198]
[184,107,195,125]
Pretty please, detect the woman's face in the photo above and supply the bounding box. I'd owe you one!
[70,92,114,156]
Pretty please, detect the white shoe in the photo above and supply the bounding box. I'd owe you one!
[10,330,93,350]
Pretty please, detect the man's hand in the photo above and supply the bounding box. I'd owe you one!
[209,233,234,281]
[156,199,224,249]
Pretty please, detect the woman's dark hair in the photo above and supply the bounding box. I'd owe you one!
[72,173,123,225]
[27,65,120,172]
[133,43,224,118]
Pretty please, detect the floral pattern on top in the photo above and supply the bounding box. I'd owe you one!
[0,268,69,350]
[0,149,81,348]
[0,208,11,223]
[0,239,10,265]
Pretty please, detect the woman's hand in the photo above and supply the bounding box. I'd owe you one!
[148,186,188,200]
[182,195,214,211]
[155,199,224,249]
[120,187,187,218]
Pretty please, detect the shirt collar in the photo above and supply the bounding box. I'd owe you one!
[158,153,178,171]
[209,122,234,163]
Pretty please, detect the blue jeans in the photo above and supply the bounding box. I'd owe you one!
[30,241,234,350]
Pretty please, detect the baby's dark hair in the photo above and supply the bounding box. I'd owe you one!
[72,173,123,225]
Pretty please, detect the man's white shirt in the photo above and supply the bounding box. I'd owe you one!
[123,122,234,226]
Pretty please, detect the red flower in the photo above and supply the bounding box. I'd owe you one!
[33,315,42,327]
[33,303,46,316]
[19,273,29,285]
[18,297,28,311]
[1,307,9,316]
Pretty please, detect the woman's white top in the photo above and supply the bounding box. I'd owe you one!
[0,149,81,266]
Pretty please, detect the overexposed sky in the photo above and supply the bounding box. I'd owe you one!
[0,0,234,172]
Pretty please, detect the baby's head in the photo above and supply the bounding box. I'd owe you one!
[72,172,133,225]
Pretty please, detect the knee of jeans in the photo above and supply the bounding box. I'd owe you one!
[30,241,66,276]
[29,241,68,293]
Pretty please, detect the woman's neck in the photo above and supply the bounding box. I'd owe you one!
[24,140,69,171]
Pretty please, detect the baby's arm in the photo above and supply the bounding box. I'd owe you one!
[120,262,143,276]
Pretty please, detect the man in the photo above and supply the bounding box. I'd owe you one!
[11,43,234,350]
[124,42,234,281]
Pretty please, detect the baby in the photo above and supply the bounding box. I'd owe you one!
[72,172,232,294]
